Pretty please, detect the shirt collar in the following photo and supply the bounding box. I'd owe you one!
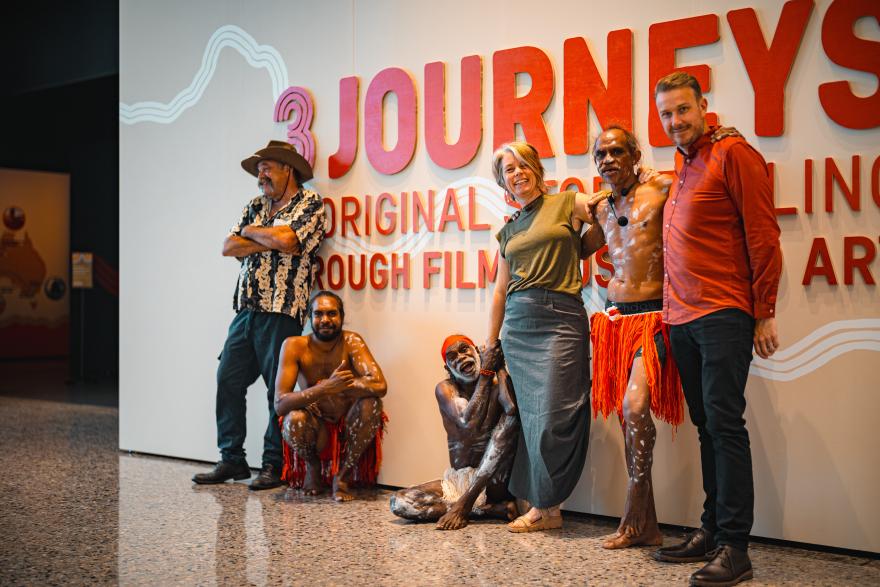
[678,125,719,158]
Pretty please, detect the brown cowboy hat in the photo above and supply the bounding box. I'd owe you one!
[241,140,313,183]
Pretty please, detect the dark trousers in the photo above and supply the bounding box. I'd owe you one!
[669,309,755,551]
[216,310,303,468]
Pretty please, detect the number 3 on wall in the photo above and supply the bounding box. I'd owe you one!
[274,86,316,169]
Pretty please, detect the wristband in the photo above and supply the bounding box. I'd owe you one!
[480,368,496,377]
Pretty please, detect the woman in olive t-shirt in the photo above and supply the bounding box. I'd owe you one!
[487,142,597,532]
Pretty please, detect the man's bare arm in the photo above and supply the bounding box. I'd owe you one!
[222,234,271,257]
[340,333,387,399]
[435,341,503,431]
[580,221,606,259]
[241,225,301,255]
[572,192,599,227]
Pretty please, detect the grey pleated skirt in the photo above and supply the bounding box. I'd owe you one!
[501,288,590,508]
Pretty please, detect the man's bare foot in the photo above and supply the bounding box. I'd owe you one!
[302,464,325,496]
[602,526,663,549]
[332,476,355,502]
[436,505,469,530]
[619,480,650,535]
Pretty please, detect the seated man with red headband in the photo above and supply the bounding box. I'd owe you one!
[389,335,522,530]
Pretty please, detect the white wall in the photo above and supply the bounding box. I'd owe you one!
[120,0,880,552]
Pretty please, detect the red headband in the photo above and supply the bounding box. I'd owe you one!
[441,334,475,361]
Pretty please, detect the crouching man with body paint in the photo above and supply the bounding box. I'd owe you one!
[274,291,387,502]
[390,335,522,530]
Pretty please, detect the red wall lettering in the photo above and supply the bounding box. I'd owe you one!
[493,46,555,157]
[456,251,476,288]
[423,251,442,288]
[370,254,389,289]
[825,155,861,212]
[477,250,498,288]
[563,30,633,155]
[412,190,435,233]
[341,196,362,236]
[648,14,720,147]
[560,177,586,193]
[425,56,483,169]
[376,193,397,235]
[327,255,345,289]
[390,253,411,289]
[819,0,880,130]
[804,158,814,214]
[873,155,880,208]
[802,237,838,284]
[329,77,359,179]
[322,198,337,238]
[438,188,465,232]
[769,162,798,215]
[843,236,876,285]
[365,68,418,175]
[727,0,813,136]
[349,254,367,290]
[468,187,491,231]
[594,245,612,288]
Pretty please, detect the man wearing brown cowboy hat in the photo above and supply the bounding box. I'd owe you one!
[193,140,326,490]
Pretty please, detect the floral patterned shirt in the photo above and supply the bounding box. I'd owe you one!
[229,188,326,322]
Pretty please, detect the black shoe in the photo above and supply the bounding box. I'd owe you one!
[192,461,251,484]
[249,464,284,491]
[652,528,717,563]
[690,545,753,586]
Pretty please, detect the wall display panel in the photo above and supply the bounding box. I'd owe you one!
[0,169,70,358]
[120,0,880,552]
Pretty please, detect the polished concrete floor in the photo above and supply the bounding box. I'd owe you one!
[1,395,878,586]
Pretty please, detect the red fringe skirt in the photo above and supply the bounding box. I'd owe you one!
[280,412,388,488]
[590,311,683,426]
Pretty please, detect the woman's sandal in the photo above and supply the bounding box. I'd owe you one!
[507,514,563,533]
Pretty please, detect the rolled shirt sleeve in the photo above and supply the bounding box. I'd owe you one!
[723,143,782,319]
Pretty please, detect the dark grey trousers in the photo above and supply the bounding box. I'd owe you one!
[216,310,303,468]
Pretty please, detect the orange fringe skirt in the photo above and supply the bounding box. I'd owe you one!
[280,412,388,488]
[590,310,683,426]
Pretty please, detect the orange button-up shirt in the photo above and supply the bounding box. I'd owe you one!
[662,128,782,325]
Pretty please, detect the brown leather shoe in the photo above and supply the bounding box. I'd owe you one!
[690,545,753,586]
[249,464,284,491]
[192,461,251,484]
[652,528,717,563]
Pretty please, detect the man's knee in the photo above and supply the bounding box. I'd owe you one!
[282,410,315,446]
[356,396,383,422]
[622,386,651,421]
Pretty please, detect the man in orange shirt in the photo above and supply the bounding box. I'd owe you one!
[651,72,782,587]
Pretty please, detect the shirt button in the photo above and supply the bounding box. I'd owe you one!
[665,224,669,228]
[672,200,676,204]
[663,247,666,252]
[679,180,684,185]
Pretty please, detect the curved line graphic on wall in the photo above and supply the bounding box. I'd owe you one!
[119,25,288,125]
[750,319,880,381]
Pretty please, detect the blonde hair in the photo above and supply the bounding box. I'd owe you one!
[492,142,547,195]
[654,71,703,100]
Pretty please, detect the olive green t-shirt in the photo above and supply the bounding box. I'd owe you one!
[496,191,583,297]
